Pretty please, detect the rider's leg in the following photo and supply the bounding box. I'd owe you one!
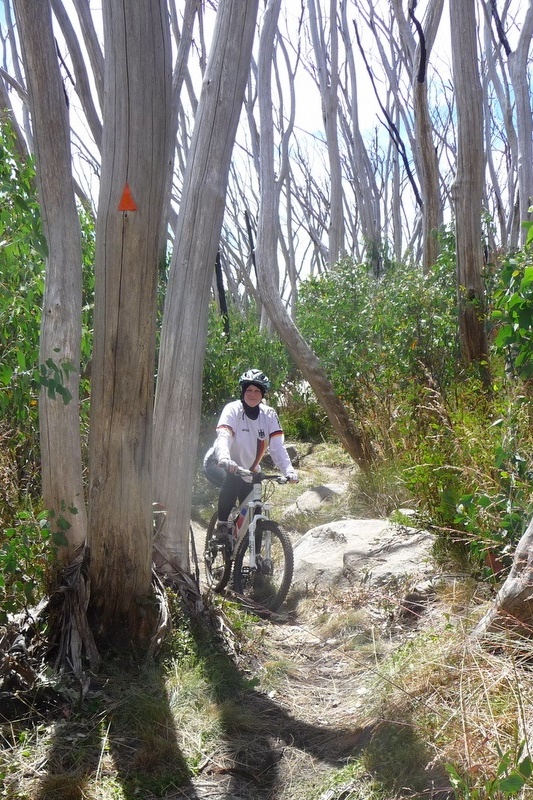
[204,459,250,539]
[217,473,250,521]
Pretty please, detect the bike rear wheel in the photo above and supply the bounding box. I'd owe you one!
[204,512,232,592]
[233,521,293,611]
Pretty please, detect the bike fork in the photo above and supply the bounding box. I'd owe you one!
[247,514,269,568]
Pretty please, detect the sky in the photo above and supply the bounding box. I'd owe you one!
[0,0,528,214]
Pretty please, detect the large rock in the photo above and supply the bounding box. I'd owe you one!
[282,483,348,517]
[292,519,435,589]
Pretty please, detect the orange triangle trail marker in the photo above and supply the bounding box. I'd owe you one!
[118,182,137,211]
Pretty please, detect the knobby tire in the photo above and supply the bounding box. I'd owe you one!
[233,521,293,612]
[204,512,232,592]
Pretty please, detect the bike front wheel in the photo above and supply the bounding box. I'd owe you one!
[204,512,232,592]
[233,521,293,612]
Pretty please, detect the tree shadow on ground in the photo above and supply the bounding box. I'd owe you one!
[1,607,451,799]
[17,616,373,800]
[30,656,199,800]
[361,711,453,799]
[189,618,374,799]
[188,594,455,799]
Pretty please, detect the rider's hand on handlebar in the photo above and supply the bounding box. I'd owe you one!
[218,458,239,473]
[285,469,299,483]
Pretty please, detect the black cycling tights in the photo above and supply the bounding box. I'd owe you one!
[204,460,252,522]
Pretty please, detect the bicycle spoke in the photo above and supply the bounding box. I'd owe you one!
[204,512,232,592]
[233,521,293,611]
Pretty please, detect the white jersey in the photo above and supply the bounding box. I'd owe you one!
[204,399,292,475]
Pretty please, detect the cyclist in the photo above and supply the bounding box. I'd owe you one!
[203,368,299,542]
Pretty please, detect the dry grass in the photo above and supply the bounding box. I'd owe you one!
[355,584,533,798]
[4,444,533,799]
[3,576,533,799]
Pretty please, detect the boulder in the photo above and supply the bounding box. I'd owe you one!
[282,483,348,517]
[292,519,435,589]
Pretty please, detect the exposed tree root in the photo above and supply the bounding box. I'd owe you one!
[0,528,237,721]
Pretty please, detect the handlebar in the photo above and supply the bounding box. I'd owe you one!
[236,467,288,485]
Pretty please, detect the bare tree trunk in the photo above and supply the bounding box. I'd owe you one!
[87,0,172,646]
[71,0,104,108]
[508,0,533,240]
[389,0,443,272]
[307,0,345,265]
[449,0,489,370]
[50,0,102,149]
[13,0,87,565]
[472,516,533,639]
[409,0,444,272]
[4,0,32,147]
[255,0,372,468]
[480,3,516,250]
[152,0,260,570]
[160,0,200,258]
[339,0,382,274]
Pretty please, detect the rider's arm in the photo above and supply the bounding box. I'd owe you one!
[213,425,234,465]
[212,401,238,466]
[268,425,298,482]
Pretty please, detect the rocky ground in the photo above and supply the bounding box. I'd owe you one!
[0,445,461,799]
[183,446,449,800]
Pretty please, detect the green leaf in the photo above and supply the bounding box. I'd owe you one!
[0,365,13,386]
[52,531,68,547]
[495,773,525,794]
[518,756,533,780]
[56,385,73,405]
[521,266,533,288]
[494,325,513,347]
[56,515,72,532]
[16,349,26,370]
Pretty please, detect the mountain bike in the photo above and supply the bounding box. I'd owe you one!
[203,469,294,612]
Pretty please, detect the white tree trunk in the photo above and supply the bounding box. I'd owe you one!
[307,0,345,266]
[255,0,372,468]
[152,0,260,570]
[508,0,533,241]
[13,0,87,565]
[472,516,533,639]
[410,0,444,272]
[87,0,172,645]
[50,0,102,149]
[449,0,489,367]
[340,2,382,273]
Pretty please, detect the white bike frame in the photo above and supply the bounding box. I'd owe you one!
[230,475,278,568]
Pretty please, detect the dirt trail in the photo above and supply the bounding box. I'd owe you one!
[183,596,379,800]
[185,457,390,800]
[186,512,382,800]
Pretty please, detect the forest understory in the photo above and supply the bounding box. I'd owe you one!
[1,445,516,800]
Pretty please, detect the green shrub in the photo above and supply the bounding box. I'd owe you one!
[0,123,46,488]
[492,236,533,381]
[293,238,533,574]
[202,303,291,415]
[276,381,332,442]
[0,123,95,506]
[0,507,52,621]
[295,247,460,448]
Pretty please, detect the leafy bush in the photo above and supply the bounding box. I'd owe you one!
[275,380,332,442]
[202,303,291,416]
[0,123,46,494]
[0,123,96,504]
[492,236,533,382]
[294,240,533,572]
[296,247,460,448]
[0,507,52,622]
